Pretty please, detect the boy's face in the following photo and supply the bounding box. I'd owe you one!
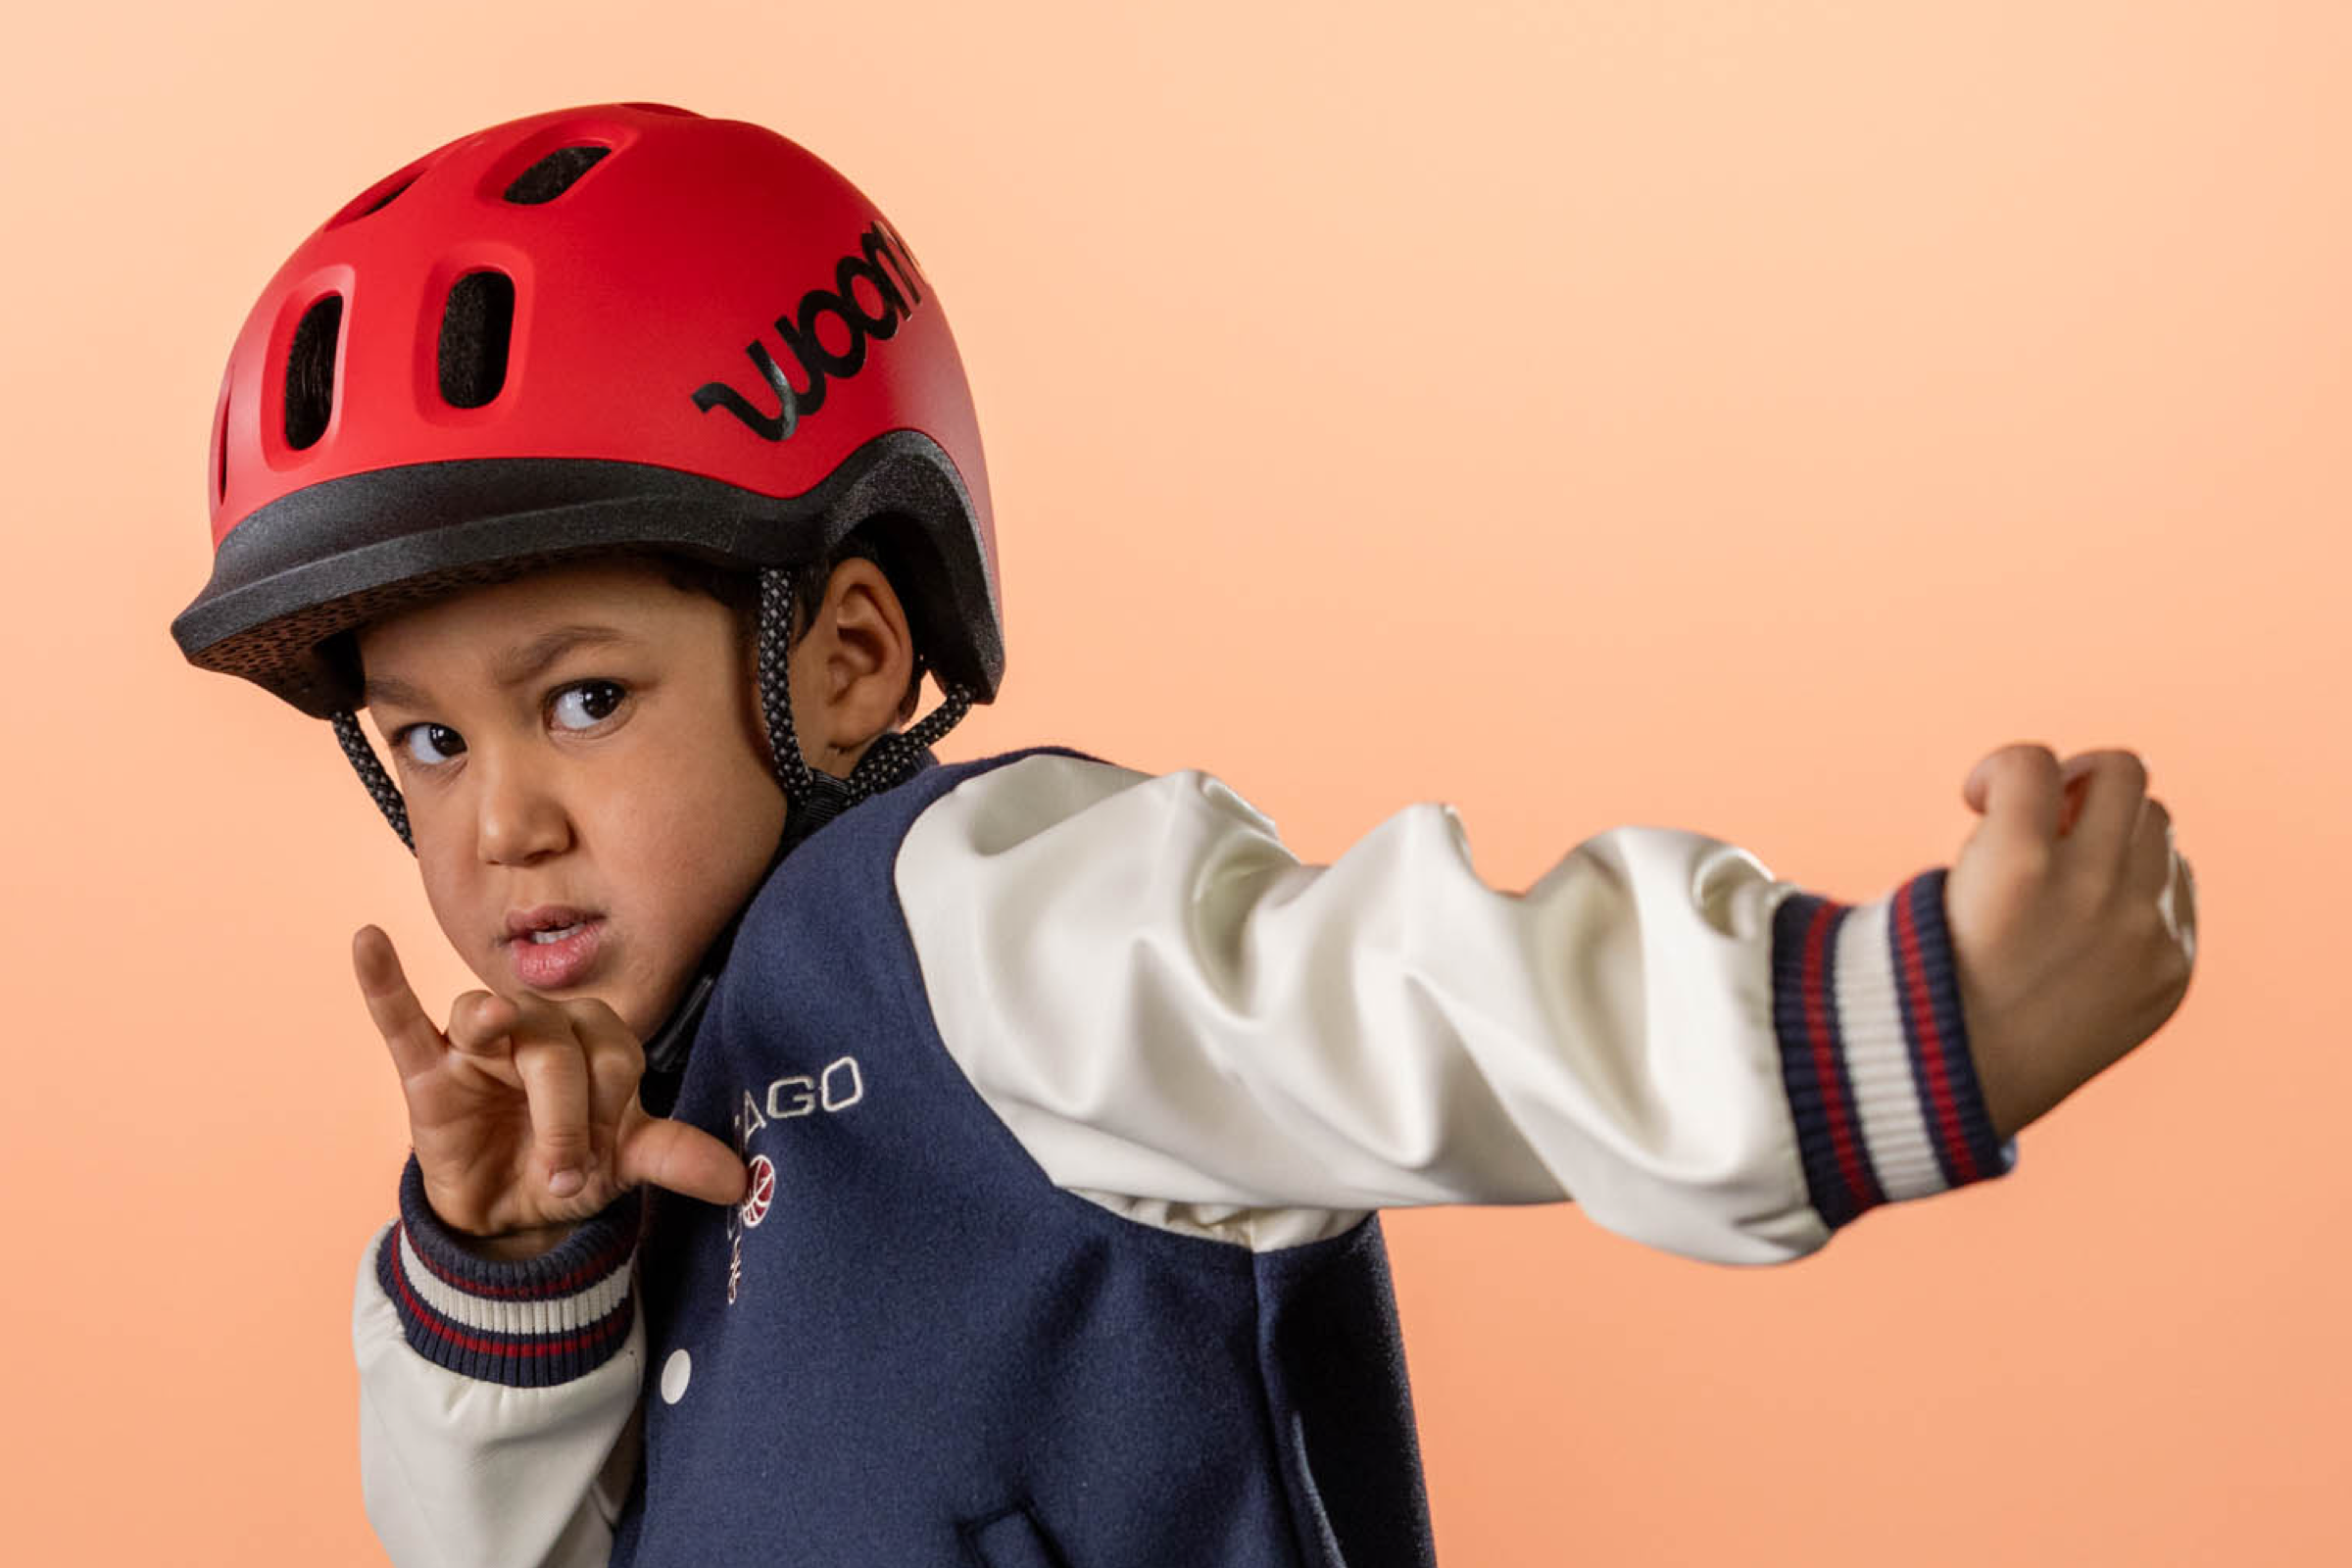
[354,558,787,1042]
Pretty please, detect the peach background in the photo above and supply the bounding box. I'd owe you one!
[3,1,2344,1562]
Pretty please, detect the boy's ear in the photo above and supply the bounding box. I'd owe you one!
[794,557,917,760]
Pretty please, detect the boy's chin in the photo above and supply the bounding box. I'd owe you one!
[458,967,662,1045]
[461,937,700,1046]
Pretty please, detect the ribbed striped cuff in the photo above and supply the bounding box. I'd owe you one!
[1771,867,2020,1231]
[375,1153,642,1388]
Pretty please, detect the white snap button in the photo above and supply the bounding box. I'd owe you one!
[660,1348,692,1404]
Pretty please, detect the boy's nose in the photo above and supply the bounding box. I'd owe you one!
[476,763,572,864]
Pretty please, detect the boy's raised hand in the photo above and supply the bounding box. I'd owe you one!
[1945,744,2199,1143]
[352,924,748,1259]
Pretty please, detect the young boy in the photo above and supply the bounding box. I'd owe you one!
[171,103,2196,1567]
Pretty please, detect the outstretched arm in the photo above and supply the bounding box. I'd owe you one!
[896,753,2020,1264]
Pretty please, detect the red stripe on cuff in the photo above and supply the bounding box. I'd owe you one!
[1891,884,1984,1186]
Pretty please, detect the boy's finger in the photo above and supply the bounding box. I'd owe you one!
[2054,772,2089,837]
[351,926,446,1080]
[2126,798,2175,898]
[1964,745,2063,850]
[513,1030,596,1196]
[456,988,574,1061]
[445,991,519,1057]
[2060,750,2149,871]
[565,1001,649,1145]
[615,1106,749,1208]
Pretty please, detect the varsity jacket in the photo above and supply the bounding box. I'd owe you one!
[354,745,2018,1567]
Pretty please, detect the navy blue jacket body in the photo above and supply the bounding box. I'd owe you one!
[611,745,1436,1567]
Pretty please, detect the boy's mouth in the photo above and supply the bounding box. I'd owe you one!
[501,906,608,991]
[501,905,602,945]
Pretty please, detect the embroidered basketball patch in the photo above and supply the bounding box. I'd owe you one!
[740,1154,776,1229]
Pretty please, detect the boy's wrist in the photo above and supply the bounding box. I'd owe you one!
[394,1153,641,1279]
[381,1153,643,1387]
[408,1158,608,1260]
[445,1218,584,1262]
[1770,867,2020,1233]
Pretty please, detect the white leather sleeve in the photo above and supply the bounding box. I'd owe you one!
[354,1214,641,1568]
[896,753,2015,1264]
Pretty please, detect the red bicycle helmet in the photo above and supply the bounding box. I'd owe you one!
[172,101,1004,851]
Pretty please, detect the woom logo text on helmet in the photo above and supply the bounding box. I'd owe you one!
[692,220,928,441]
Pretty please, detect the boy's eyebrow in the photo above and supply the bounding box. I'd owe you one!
[362,624,635,709]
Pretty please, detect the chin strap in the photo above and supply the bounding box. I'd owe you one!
[331,709,415,852]
[756,564,972,855]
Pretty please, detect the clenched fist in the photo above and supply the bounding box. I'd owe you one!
[352,924,748,1260]
[1945,744,2198,1143]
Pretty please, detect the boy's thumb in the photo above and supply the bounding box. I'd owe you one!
[1962,753,1999,813]
[1963,742,2060,816]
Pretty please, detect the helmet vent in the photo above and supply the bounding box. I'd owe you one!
[437,270,515,409]
[502,145,610,205]
[214,382,232,502]
[283,295,343,451]
[326,154,435,228]
[359,177,417,218]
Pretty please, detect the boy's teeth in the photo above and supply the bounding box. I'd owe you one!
[529,923,582,945]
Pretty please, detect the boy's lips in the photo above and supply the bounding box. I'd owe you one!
[504,914,607,991]
[502,904,601,943]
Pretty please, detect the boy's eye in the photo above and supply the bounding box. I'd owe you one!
[400,723,466,766]
[551,680,627,731]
